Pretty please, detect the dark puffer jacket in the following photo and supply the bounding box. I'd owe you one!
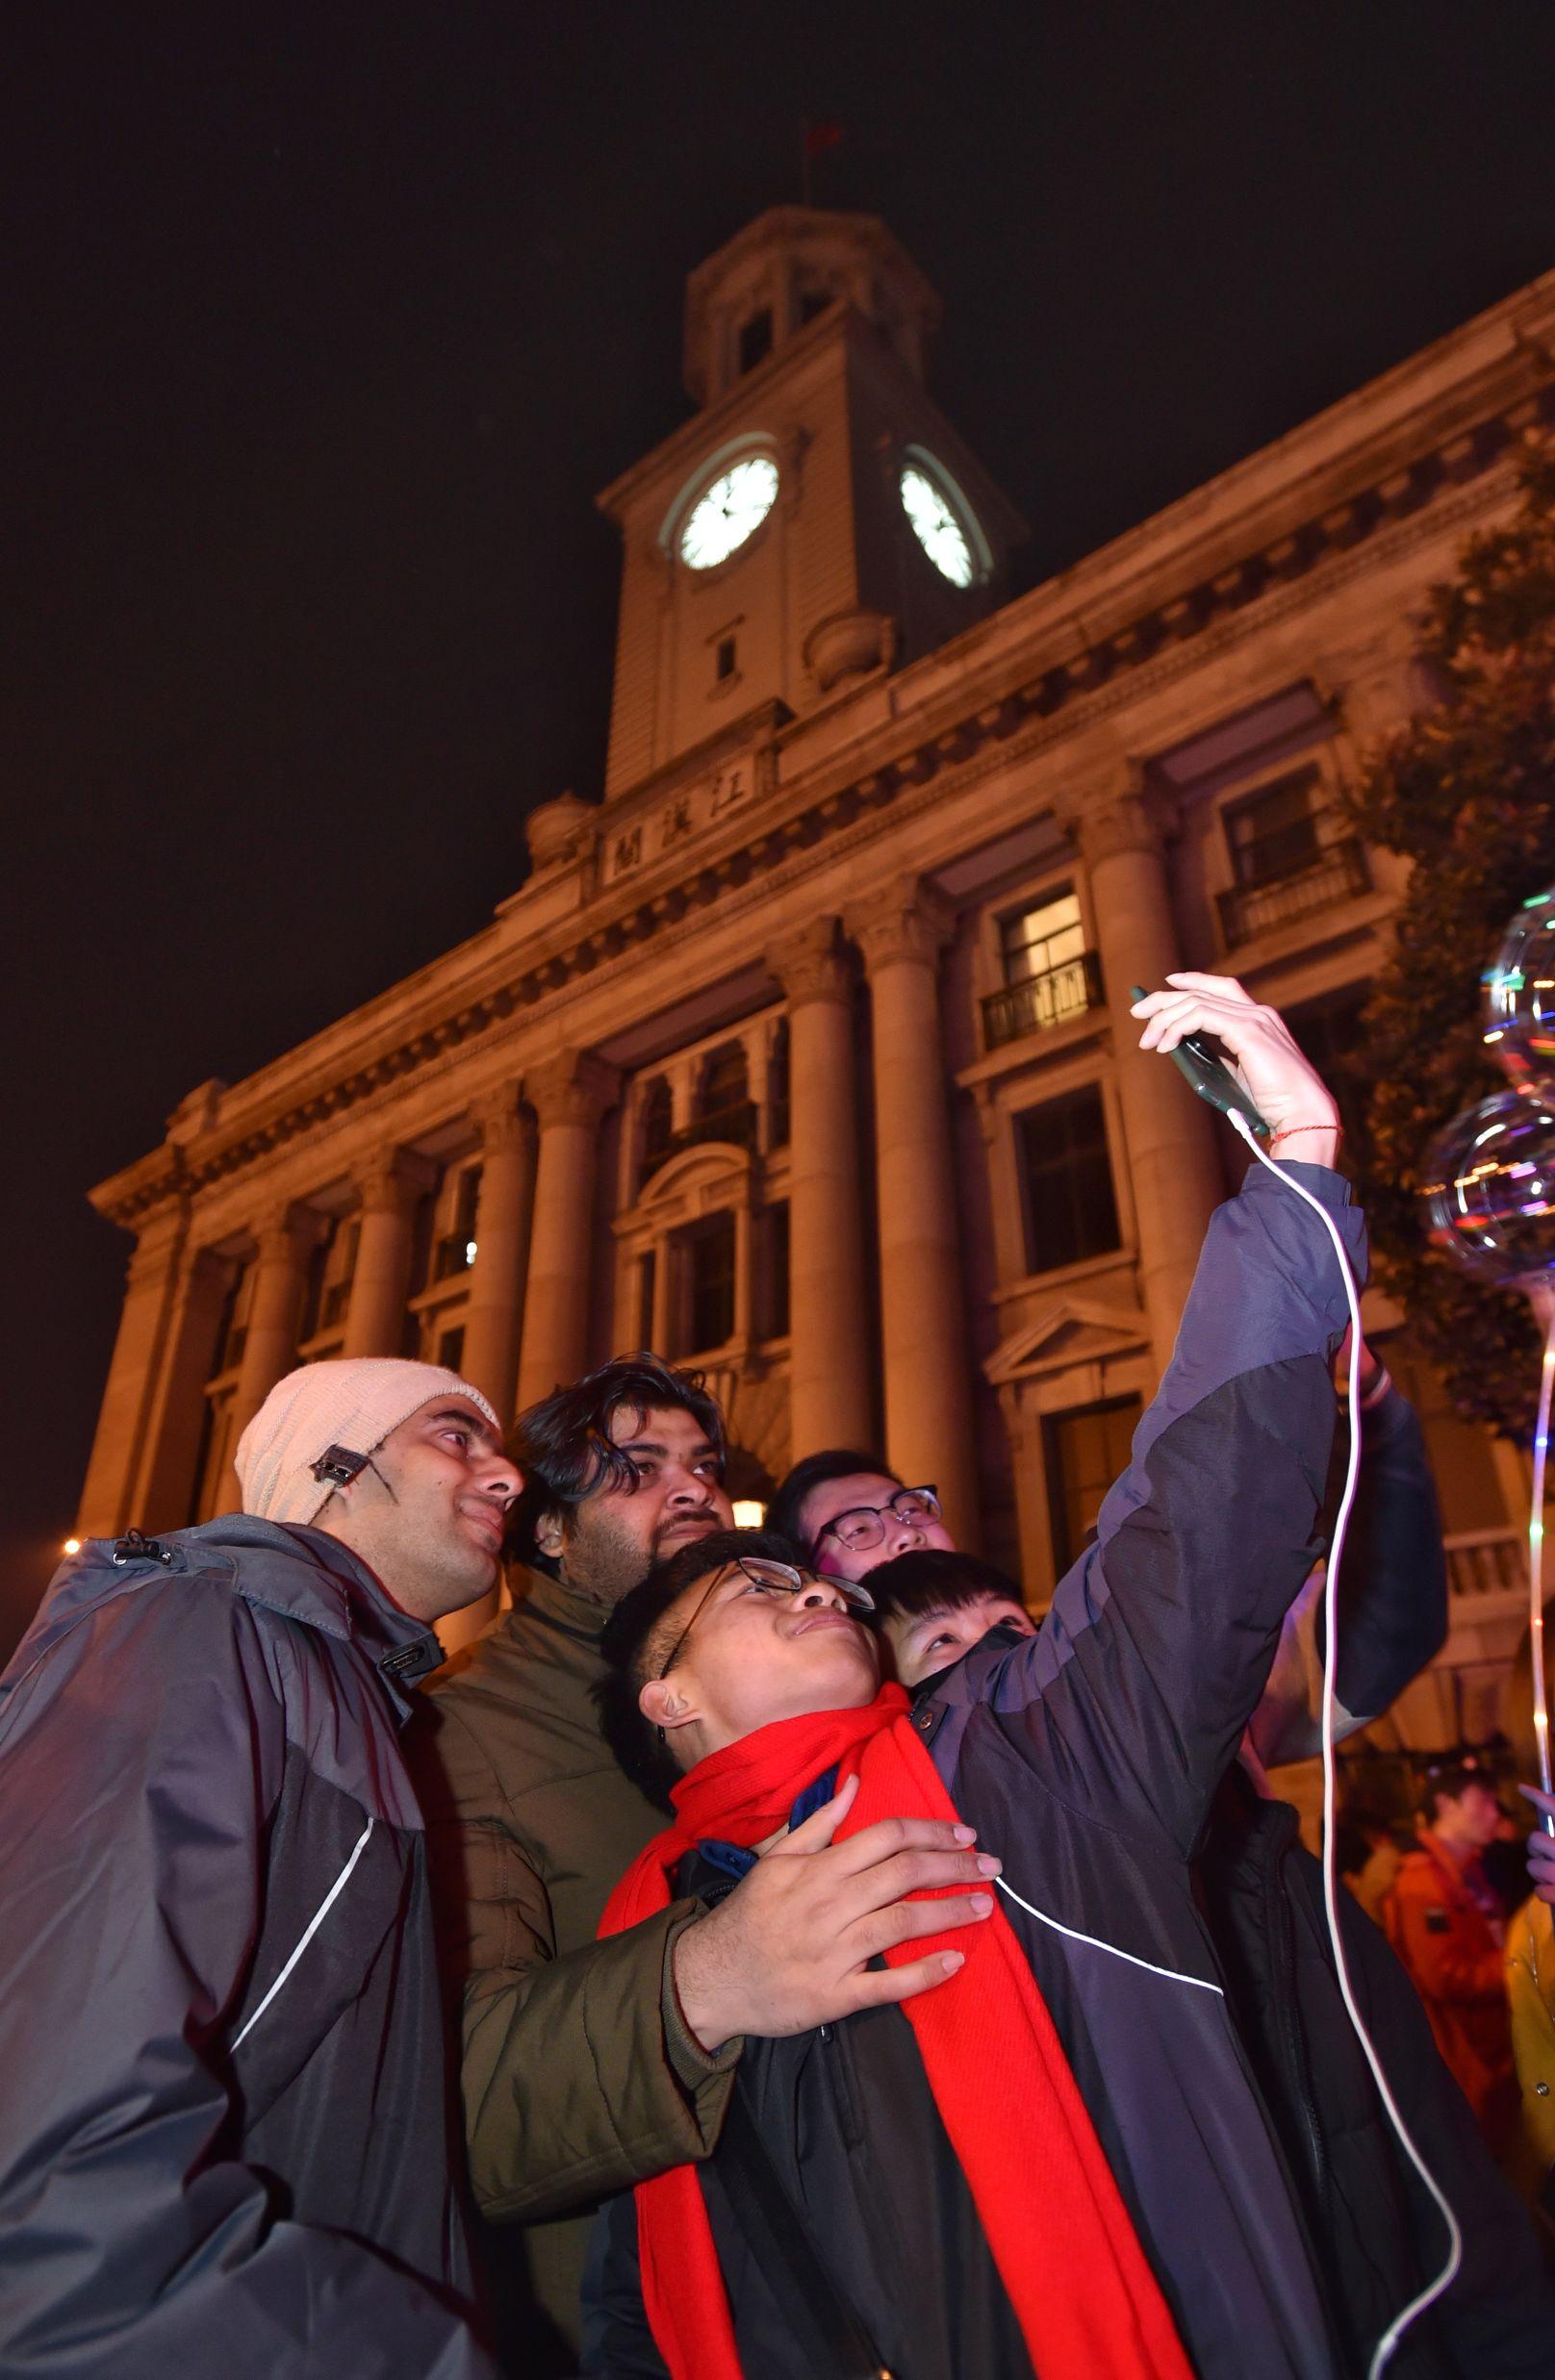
[1200,1766,1555,2378]
[0,1517,493,2379]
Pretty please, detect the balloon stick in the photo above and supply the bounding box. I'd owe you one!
[1525,1279,1555,1824]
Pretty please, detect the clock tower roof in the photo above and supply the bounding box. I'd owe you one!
[682,205,942,405]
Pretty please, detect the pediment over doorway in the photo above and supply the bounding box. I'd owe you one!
[984,1293,1150,1387]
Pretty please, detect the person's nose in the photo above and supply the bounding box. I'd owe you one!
[794,1579,852,1612]
[473,1448,523,1507]
[665,1467,715,1508]
[885,1514,927,1555]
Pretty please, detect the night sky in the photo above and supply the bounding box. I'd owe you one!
[7,2,1555,1657]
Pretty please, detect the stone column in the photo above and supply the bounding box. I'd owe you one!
[75,1204,191,1539]
[1077,788,1223,1377]
[772,920,874,1457]
[998,1382,1059,1613]
[461,1087,537,1422]
[224,1205,319,1502]
[848,878,980,1547]
[343,1152,428,1359]
[133,1245,232,1531]
[516,1051,620,1411]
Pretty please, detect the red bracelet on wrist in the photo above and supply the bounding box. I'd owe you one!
[1268,1121,1340,1151]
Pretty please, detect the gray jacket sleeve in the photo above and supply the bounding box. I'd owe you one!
[958,1162,1365,1855]
[0,1580,491,2379]
[1247,1384,1446,1768]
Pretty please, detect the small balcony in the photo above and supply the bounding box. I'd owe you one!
[1217,835,1370,949]
[982,950,1104,1053]
[433,1231,477,1282]
[1444,1528,1527,1604]
[641,1100,760,1188]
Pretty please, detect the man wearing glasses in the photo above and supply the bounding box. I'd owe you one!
[768,1457,952,1583]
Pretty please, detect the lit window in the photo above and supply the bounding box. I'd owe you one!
[1001,891,1084,989]
[1044,1399,1141,1572]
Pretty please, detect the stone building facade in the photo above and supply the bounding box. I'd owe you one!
[79,208,1555,1725]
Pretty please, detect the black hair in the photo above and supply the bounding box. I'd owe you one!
[864,1548,1026,1630]
[596,1526,809,1810]
[766,1446,899,1557]
[505,1350,727,1569]
[1419,1759,1495,1822]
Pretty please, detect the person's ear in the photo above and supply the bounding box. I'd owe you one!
[639,1676,698,1736]
[535,1506,565,1561]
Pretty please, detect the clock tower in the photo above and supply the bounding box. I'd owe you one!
[597,207,1026,798]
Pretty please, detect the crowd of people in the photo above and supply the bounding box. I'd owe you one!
[2,975,1554,2377]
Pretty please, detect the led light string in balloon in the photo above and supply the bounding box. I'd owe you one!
[1423,887,1555,1829]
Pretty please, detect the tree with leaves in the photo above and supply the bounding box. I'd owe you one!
[1341,432,1555,1442]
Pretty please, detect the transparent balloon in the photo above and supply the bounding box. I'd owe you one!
[1420,1085,1555,1281]
[1482,888,1555,1082]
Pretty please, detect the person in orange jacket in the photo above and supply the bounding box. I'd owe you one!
[1385,1761,1517,2148]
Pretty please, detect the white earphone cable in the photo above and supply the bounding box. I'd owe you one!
[1231,1113,1462,2377]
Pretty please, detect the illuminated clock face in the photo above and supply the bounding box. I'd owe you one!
[680,456,779,570]
[900,465,975,587]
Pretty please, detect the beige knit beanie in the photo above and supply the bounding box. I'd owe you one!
[234,1357,501,1527]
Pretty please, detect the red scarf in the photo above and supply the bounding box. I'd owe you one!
[600,1687,1191,2380]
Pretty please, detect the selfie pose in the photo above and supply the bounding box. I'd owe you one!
[583,980,1553,2380]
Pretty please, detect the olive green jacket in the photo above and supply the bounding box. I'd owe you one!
[408,1568,738,2350]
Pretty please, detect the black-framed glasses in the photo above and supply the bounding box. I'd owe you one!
[813,1485,941,1558]
[656,1555,875,1682]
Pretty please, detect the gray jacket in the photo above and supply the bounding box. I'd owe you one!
[0,1517,493,2378]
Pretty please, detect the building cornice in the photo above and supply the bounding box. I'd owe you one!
[91,296,1555,1232]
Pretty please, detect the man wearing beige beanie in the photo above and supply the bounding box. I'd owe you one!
[0,1356,516,2377]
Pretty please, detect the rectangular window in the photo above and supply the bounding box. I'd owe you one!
[1287,983,1370,1151]
[638,1249,658,1346]
[1016,1086,1122,1274]
[683,1212,737,1354]
[1224,766,1323,888]
[716,636,737,682]
[1000,889,1084,987]
[298,1232,331,1344]
[799,289,830,325]
[210,1263,249,1378]
[1044,1399,1141,1574]
[320,1220,360,1330]
[738,310,774,373]
[437,1326,466,1375]
[763,1201,790,1340]
[766,1020,790,1148]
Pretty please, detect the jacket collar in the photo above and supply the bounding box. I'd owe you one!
[523,1561,616,1646]
[181,1515,444,1707]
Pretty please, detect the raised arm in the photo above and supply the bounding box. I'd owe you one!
[0,1587,490,2378]
[959,977,1364,1852]
[1248,1363,1445,1769]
